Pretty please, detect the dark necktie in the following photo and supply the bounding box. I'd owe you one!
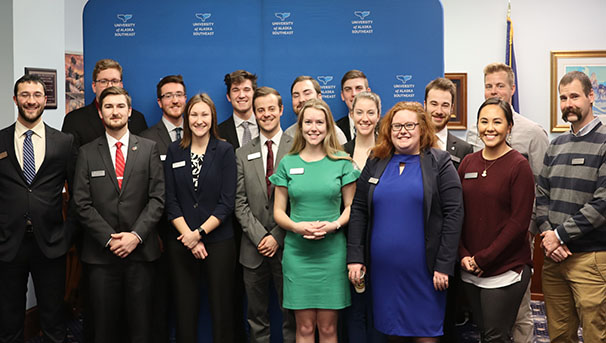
[23,130,36,184]
[266,140,274,199]
[115,142,125,189]
[174,127,182,141]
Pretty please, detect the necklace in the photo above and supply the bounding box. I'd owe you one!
[482,159,497,177]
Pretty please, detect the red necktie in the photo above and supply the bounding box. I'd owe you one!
[266,140,274,199]
[115,142,125,189]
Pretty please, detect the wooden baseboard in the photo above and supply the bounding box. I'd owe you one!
[24,306,40,340]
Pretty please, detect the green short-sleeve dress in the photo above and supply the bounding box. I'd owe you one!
[269,153,360,309]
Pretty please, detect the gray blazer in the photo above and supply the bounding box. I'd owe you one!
[235,134,293,269]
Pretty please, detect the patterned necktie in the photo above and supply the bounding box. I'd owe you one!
[23,130,36,184]
[174,127,182,141]
[241,121,252,146]
[266,140,274,199]
[115,142,125,189]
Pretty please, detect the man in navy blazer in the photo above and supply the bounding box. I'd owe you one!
[0,75,75,342]
[73,87,164,343]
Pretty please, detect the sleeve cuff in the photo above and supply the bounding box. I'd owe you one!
[553,229,565,245]
[131,231,143,244]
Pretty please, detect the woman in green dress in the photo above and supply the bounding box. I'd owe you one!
[271,99,360,342]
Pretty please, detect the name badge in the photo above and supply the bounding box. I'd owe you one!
[290,167,304,175]
[0,151,7,160]
[571,158,585,165]
[160,154,166,161]
[450,155,461,163]
[91,170,106,178]
[368,177,379,184]
[464,172,478,179]
[172,161,186,169]
[247,152,261,160]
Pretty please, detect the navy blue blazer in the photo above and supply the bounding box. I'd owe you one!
[164,136,236,243]
[347,148,464,276]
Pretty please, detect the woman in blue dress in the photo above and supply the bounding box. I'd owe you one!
[347,101,463,341]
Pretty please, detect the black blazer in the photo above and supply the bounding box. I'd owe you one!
[347,148,464,276]
[336,115,353,142]
[0,124,75,262]
[164,136,237,243]
[62,101,148,149]
[218,116,239,150]
[73,134,164,264]
[446,132,474,170]
[140,120,172,156]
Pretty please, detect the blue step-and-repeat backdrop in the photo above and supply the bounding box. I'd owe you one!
[83,0,444,127]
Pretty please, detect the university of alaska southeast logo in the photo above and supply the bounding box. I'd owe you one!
[195,13,212,22]
[396,75,413,84]
[317,76,334,85]
[354,11,370,20]
[275,12,291,21]
[116,14,133,23]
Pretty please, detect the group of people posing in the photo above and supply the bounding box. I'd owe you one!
[1,58,604,343]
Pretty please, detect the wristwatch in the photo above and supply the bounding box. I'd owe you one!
[197,226,208,241]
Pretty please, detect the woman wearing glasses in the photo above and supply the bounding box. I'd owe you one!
[458,98,534,342]
[347,101,463,341]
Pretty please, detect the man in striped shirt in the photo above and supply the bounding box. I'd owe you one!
[536,70,606,343]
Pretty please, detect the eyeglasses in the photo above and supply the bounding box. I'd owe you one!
[391,122,419,132]
[95,79,122,86]
[17,92,45,100]
[160,92,186,100]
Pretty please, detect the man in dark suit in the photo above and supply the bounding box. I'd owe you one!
[73,87,164,343]
[0,75,74,343]
[219,70,259,150]
[140,74,186,343]
[336,70,371,142]
[235,87,295,343]
[62,58,148,149]
[424,77,474,170]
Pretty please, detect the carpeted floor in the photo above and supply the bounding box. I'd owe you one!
[27,300,583,342]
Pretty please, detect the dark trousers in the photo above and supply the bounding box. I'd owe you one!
[243,255,295,343]
[169,238,236,343]
[343,284,386,343]
[88,260,154,343]
[151,251,172,343]
[0,234,66,343]
[462,265,531,343]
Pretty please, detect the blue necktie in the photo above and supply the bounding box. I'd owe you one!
[23,130,36,184]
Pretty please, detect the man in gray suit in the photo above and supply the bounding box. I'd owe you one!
[235,86,295,343]
[73,87,164,343]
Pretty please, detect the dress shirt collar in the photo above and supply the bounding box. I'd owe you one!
[106,130,130,151]
[435,126,448,150]
[571,116,600,137]
[15,119,45,139]
[260,129,283,148]
[233,112,257,129]
[162,116,182,133]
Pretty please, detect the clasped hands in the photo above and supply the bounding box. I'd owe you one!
[461,256,484,277]
[293,221,338,240]
[109,232,140,258]
[178,229,208,260]
[540,230,572,262]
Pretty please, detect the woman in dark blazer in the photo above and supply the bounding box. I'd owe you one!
[164,93,237,343]
[347,101,463,341]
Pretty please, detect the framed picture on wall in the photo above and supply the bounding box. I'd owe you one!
[24,67,58,110]
[65,53,85,113]
[445,72,467,130]
[550,50,606,132]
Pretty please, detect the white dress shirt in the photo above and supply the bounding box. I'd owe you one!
[14,120,46,172]
[162,116,183,142]
[106,131,130,166]
[232,113,259,146]
[435,126,448,151]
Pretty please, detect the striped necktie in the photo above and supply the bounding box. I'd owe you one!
[115,142,125,189]
[23,130,36,184]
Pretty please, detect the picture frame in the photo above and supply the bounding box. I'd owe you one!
[445,72,467,130]
[24,67,58,110]
[550,50,606,132]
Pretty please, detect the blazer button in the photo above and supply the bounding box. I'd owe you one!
[193,203,198,208]
[265,205,269,209]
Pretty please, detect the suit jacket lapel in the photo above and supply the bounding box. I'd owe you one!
[248,138,267,198]
[420,149,434,225]
[34,124,55,183]
[121,134,139,191]
[97,137,120,193]
[368,156,390,215]
[3,125,27,184]
[195,137,217,195]
[157,121,172,151]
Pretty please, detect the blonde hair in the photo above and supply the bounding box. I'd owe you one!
[289,99,350,161]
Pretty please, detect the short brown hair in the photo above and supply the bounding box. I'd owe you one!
[371,102,436,159]
[99,86,131,108]
[424,77,456,104]
[253,86,282,112]
[93,59,123,81]
[156,75,186,99]
[180,93,220,149]
[483,62,515,87]
[14,74,46,96]
[341,70,368,90]
[224,70,258,94]
[559,70,593,96]
[290,75,321,95]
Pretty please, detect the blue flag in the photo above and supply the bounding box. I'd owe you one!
[506,4,520,112]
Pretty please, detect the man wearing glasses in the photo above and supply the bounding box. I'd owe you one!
[62,58,148,149]
[140,74,186,343]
